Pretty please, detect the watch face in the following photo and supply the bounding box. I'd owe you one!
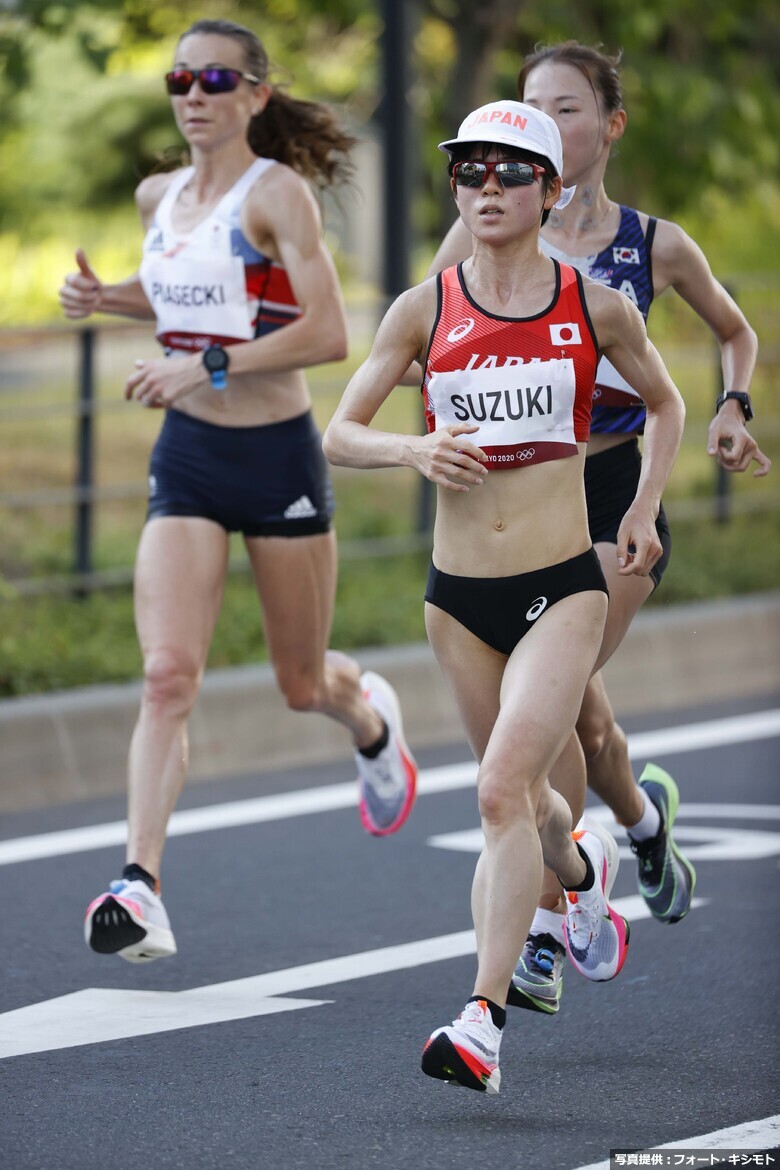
[203,346,229,373]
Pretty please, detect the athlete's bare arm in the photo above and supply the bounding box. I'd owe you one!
[586,280,686,577]
[58,174,177,322]
[652,218,769,477]
[395,216,474,388]
[323,281,488,492]
[227,163,349,373]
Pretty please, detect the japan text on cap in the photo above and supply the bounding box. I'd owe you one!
[439,100,576,209]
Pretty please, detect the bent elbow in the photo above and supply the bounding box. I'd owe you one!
[310,321,348,366]
[322,425,340,466]
[329,337,349,363]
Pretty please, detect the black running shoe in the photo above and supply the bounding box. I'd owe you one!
[630,764,696,923]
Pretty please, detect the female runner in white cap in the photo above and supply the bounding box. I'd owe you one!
[421,42,770,1021]
[324,99,685,1093]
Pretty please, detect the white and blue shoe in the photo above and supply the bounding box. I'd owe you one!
[85,878,176,963]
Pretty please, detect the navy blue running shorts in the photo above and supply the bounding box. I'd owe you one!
[585,438,671,589]
[425,547,609,656]
[146,408,334,536]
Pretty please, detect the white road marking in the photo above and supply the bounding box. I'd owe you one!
[429,805,780,861]
[1,709,778,868]
[572,1112,780,1168]
[0,893,673,1060]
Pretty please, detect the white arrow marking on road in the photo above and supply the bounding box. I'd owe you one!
[429,806,780,861]
[0,893,675,1061]
[1,709,778,868]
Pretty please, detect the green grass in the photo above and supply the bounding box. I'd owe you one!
[1,510,778,698]
[1,278,779,698]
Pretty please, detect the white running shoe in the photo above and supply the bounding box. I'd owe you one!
[422,999,502,1094]
[84,878,177,963]
[355,671,417,836]
[562,819,630,982]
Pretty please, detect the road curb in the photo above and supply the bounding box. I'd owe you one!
[2,591,779,814]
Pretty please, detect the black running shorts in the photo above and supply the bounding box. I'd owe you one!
[425,547,609,656]
[146,408,334,537]
[585,438,671,588]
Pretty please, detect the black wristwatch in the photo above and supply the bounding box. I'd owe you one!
[202,344,230,391]
[716,391,753,422]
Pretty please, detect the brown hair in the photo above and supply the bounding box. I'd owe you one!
[517,41,624,116]
[179,19,357,188]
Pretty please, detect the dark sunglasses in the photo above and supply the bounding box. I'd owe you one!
[165,68,261,96]
[452,160,547,188]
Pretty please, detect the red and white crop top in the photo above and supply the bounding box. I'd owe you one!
[138,157,302,354]
[423,261,599,470]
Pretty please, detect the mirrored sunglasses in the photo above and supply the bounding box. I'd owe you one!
[165,68,260,96]
[452,160,547,188]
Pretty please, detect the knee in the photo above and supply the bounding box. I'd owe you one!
[277,668,324,714]
[278,649,360,714]
[142,648,201,716]
[534,783,556,833]
[578,706,615,763]
[477,767,534,833]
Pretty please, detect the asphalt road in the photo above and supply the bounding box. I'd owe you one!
[1,693,778,1170]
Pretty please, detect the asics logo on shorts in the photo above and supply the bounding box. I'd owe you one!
[526,596,548,621]
[446,318,475,343]
[515,448,536,461]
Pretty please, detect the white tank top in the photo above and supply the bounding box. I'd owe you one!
[139,157,288,352]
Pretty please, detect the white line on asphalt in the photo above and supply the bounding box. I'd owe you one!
[428,806,780,860]
[572,1112,780,1168]
[0,893,694,1060]
[1,709,778,867]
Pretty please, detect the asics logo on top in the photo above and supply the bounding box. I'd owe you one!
[525,596,548,621]
[447,318,475,343]
[283,495,317,519]
[549,322,581,346]
[613,247,640,264]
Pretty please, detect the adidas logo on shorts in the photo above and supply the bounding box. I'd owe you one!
[283,495,318,519]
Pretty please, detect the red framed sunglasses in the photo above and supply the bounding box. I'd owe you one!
[452,160,547,188]
[165,68,261,96]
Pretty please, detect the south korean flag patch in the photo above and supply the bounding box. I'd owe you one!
[613,246,640,264]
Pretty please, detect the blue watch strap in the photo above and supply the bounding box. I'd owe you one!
[210,369,227,391]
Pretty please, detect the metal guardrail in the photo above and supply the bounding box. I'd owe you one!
[1,304,777,598]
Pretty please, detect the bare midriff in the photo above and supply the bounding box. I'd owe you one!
[168,365,311,428]
[432,444,591,577]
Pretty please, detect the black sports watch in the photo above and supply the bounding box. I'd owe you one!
[202,344,230,391]
[716,390,753,423]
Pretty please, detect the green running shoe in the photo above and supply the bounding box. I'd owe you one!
[630,764,696,923]
[507,931,566,1015]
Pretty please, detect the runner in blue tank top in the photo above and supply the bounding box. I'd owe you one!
[420,40,770,1017]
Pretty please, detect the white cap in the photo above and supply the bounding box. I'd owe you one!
[438,99,576,210]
